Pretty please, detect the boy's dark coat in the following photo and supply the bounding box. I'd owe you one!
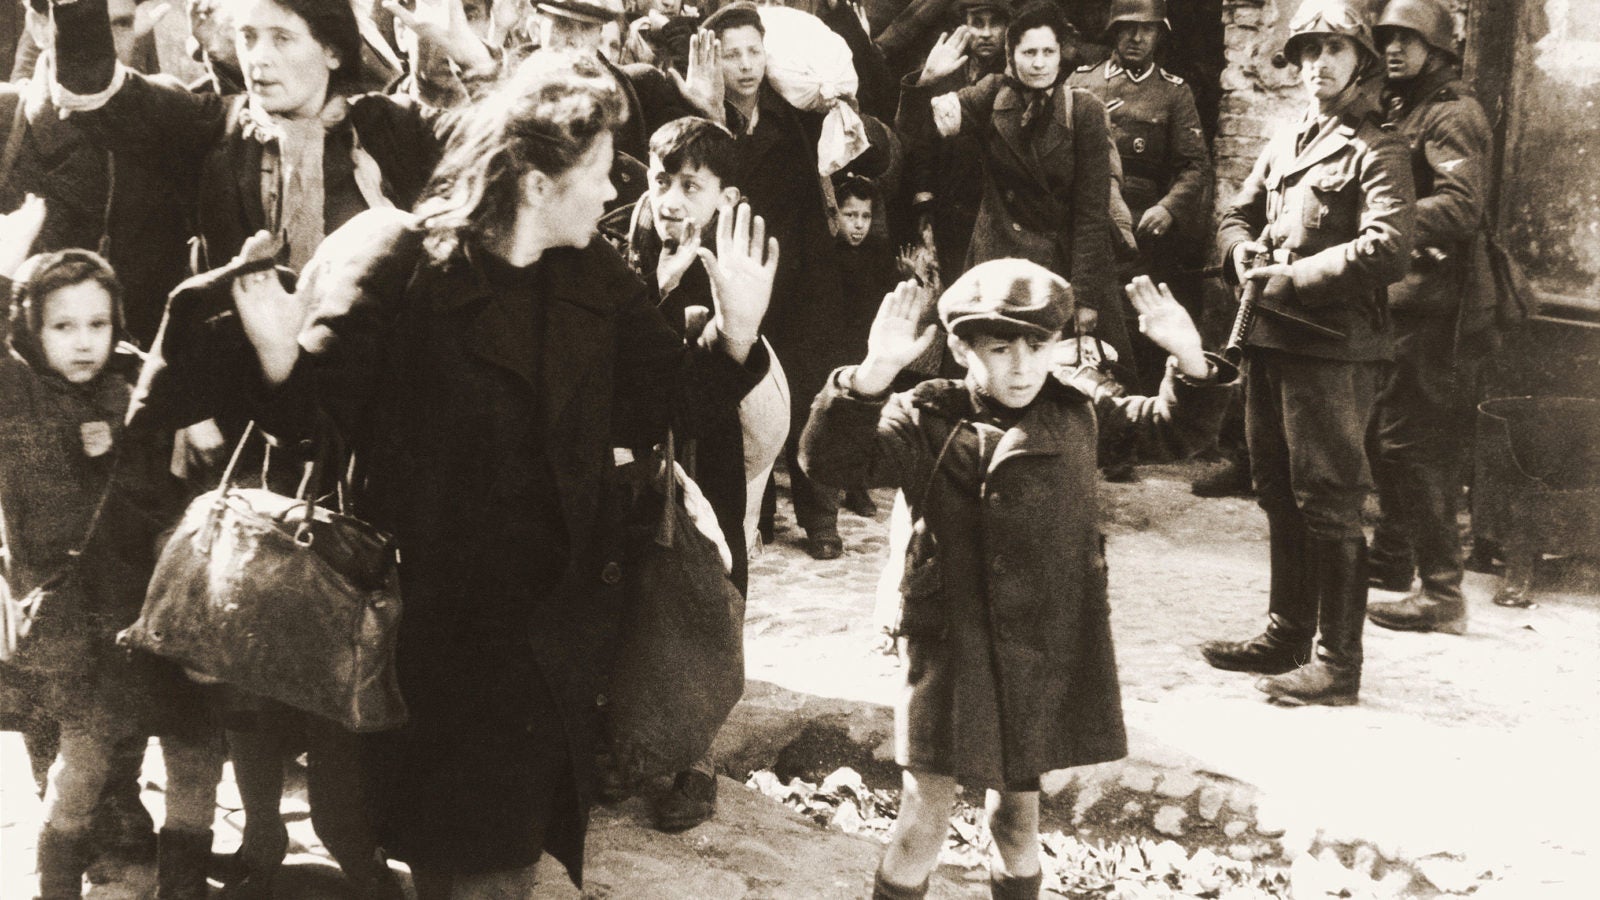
[800,369,1228,785]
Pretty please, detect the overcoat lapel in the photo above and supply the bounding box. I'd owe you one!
[1281,119,1355,180]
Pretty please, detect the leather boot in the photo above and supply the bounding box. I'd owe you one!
[1370,463,1466,631]
[872,870,929,899]
[1258,537,1366,706]
[1201,514,1314,674]
[35,825,92,900]
[156,828,212,900]
[991,870,1043,899]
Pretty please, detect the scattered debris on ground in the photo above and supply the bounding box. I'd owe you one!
[747,767,1293,898]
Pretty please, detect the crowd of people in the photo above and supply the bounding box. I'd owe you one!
[0,0,1500,898]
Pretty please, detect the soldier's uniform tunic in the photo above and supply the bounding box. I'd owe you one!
[1069,58,1212,387]
[1367,65,1495,600]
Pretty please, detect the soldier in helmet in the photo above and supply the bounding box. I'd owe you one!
[1199,0,1415,707]
[1067,0,1211,394]
[1364,0,1494,634]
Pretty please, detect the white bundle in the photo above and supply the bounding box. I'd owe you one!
[757,6,868,176]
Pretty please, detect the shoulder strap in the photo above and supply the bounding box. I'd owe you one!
[915,417,966,510]
[0,92,30,190]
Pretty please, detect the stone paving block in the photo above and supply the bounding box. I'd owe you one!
[1155,771,1199,800]
[1119,765,1158,793]
[1070,781,1104,827]
[1153,805,1187,837]
[1223,819,1248,839]
[1197,785,1227,822]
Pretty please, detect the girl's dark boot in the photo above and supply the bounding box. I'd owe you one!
[991,870,1044,899]
[35,825,92,900]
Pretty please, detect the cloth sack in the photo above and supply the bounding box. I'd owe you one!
[758,6,868,176]
[121,424,407,732]
[604,431,746,787]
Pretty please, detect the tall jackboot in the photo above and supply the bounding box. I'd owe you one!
[156,828,213,900]
[35,825,92,900]
[1257,537,1367,706]
[1369,465,1467,634]
[1201,514,1315,674]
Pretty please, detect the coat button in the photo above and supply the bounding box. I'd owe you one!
[988,491,1002,505]
[601,561,623,584]
[1011,222,1023,232]
[990,554,1007,575]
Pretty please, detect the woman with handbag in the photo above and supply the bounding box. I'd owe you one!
[227,52,777,899]
[0,228,221,898]
[45,2,491,895]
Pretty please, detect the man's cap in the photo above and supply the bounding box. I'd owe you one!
[938,259,1073,339]
[536,0,625,26]
[958,0,1014,15]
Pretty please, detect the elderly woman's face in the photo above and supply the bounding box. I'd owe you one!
[233,0,339,117]
[1012,26,1061,90]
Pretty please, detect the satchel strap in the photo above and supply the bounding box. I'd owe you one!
[915,418,965,511]
[215,417,350,545]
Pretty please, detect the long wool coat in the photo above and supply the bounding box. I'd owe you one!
[0,323,191,733]
[252,209,766,882]
[902,74,1115,320]
[800,368,1230,787]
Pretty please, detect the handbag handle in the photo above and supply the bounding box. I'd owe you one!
[211,418,347,547]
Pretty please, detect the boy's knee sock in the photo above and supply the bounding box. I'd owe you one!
[989,870,1042,900]
[873,868,930,900]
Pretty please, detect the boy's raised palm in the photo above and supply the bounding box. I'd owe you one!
[1125,275,1206,375]
[697,201,777,359]
[865,280,937,373]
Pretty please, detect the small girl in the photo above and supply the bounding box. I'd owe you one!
[0,221,220,899]
[800,262,1232,899]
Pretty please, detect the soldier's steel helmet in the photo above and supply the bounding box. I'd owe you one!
[1282,0,1379,67]
[1375,0,1458,60]
[1103,0,1170,39]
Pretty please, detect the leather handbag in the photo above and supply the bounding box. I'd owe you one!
[121,422,407,732]
[603,429,747,787]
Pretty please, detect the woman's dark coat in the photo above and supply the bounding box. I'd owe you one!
[901,73,1116,320]
[800,367,1230,786]
[251,209,766,882]
[51,0,448,273]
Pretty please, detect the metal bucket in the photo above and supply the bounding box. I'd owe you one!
[1474,396,1600,563]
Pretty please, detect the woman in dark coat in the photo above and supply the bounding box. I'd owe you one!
[228,53,776,898]
[899,2,1126,361]
[46,1,481,894]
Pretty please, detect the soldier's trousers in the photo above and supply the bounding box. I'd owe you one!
[1244,349,1383,540]
[1368,314,1487,600]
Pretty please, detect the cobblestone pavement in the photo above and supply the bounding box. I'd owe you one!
[3,460,1597,897]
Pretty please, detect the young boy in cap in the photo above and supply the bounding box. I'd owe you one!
[799,262,1232,899]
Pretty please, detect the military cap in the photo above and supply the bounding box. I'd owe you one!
[938,259,1074,339]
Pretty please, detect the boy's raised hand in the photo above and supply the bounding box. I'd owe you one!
[697,200,777,364]
[853,279,937,397]
[674,29,726,125]
[1125,275,1209,379]
[0,194,47,280]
